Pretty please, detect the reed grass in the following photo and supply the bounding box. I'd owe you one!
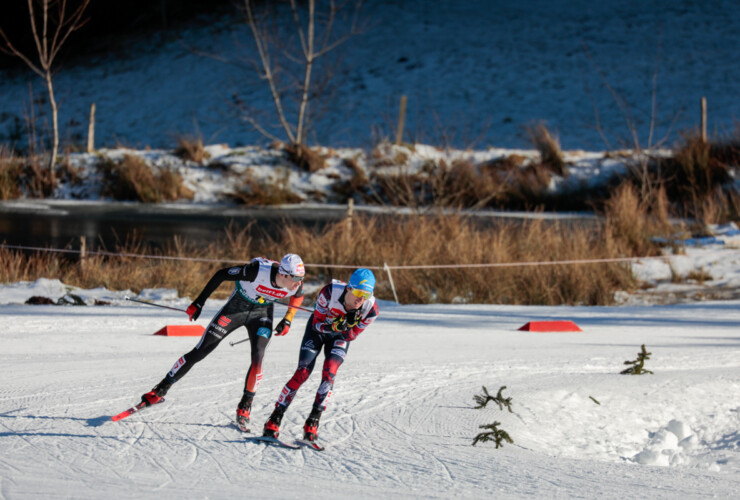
[1,206,652,305]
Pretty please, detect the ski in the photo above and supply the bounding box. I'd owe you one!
[296,438,325,451]
[111,398,165,422]
[245,435,300,450]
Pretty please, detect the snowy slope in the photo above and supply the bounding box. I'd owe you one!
[0,0,738,151]
[1,291,739,499]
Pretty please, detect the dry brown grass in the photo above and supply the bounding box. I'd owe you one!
[270,213,637,305]
[629,133,737,223]
[230,169,304,205]
[527,122,566,177]
[603,182,671,256]
[1,211,649,306]
[175,136,211,165]
[99,154,195,203]
[371,155,560,210]
[284,143,326,173]
[0,146,23,200]
[331,157,370,200]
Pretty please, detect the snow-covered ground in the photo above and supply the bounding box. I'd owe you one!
[0,0,738,151]
[1,1,739,496]
[1,269,740,499]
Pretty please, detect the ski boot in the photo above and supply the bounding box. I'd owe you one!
[303,408,322,442]
[263,404,286,438]
[141,376,173,407]
[235,397,252,432]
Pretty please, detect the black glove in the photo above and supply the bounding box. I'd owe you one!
[274,318,291,336]
[186,302,202,321]
[331,316,349,333]
[346,308,362,328]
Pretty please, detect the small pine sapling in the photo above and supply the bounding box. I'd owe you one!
[621,344,654,375]
[473,385,513,412]
[472,422,514,448]
[472,385,514,448]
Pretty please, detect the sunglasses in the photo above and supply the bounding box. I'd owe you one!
[349,287,371,299]
[279,267,304,282]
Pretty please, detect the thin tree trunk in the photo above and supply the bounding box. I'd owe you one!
[45,69,58,179]
[295,0,315,146]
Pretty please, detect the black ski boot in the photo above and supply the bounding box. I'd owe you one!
[263,404,286,438]
[141,376,173,407]
[303,408,322,442]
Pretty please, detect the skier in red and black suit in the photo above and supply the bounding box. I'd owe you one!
[263,268,379,443]
[139,254,305,431]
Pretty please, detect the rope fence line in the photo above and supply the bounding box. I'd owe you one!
[1,243,679,303]
[0,243,676,269]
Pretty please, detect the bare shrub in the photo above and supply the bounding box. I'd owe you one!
[0,147,23,199]
[603,182,663,256]
[284,143,326,173]
[175,136,211,165]
[99,154,194,203]
[527,122,566,177]
[20,155,57,197]
[332,157,370,200]
[631,133,735,221]
[230,169,304,205]
[369,142,411,167]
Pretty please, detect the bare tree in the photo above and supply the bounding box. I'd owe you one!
[243,0,365,146]
[0,0,91,178]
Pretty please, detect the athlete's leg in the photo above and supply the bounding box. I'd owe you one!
[168,295,248,382]
[275,323,323,409]
[241,317,273,396]
[142,293,249,404]
[313,338,350,411]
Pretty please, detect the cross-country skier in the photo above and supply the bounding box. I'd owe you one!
[262,268,379,443]
[139,254,306,431]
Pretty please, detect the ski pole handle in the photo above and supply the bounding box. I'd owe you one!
[124,296,188,313]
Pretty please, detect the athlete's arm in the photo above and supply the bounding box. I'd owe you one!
[192,261,260,306]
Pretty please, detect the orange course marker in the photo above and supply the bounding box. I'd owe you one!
[153,325,205,336]
[518,321,582,332]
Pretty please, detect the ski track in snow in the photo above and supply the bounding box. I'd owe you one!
[0,301,739,498]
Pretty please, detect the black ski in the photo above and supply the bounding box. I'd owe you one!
[245,435,300,449]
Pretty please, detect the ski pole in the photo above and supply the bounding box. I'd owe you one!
[124,296,188,314]
[274,300,314,314]
[230,302,313,348]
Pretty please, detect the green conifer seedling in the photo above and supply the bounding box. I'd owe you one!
[472,422,514,448]
[620,344,654,375]
[473,385,513,412]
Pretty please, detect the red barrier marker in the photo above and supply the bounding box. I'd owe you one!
[153,325,205,336]
[518,321,582,332]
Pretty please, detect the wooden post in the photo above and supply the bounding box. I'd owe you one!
[395,95,407,145]
[79,235,87,272]
[87,103,96,153]
[346,198,354,233]
[701,97,707,143]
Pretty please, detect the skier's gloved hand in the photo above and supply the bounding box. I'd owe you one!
[186,302,202,321]
[331,316,349,333]
[275,318,291,336]
[346,308,362,328]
